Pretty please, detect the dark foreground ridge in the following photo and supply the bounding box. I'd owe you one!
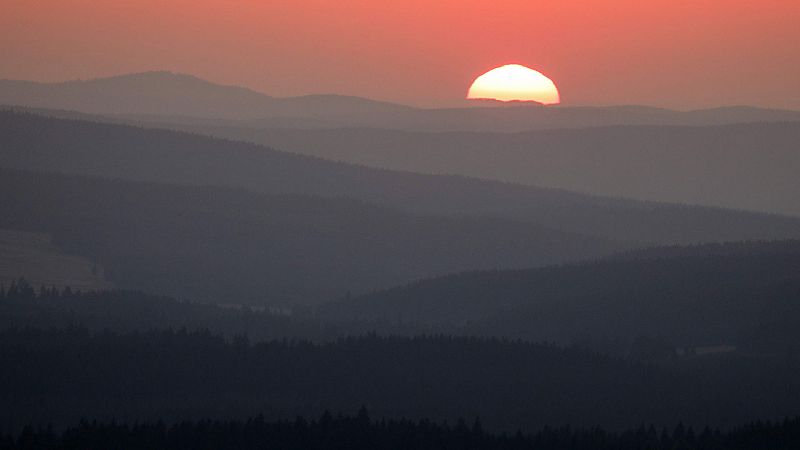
[3,411,800,450]
[2,327,799,432]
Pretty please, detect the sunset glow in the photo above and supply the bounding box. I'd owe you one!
[467,65,560,105]
[2,1,798,108]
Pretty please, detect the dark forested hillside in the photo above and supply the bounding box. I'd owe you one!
[0,282,342,341]
[0,281,429,340]
[5,413,800,450]
[0,168,619,305]
[321,241,800,353]
[2,329,799,433]
[3,110,800,244]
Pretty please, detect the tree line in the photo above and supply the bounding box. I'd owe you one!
[0,279,426,341]
[3,410,800,450]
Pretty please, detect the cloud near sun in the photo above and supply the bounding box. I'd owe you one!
[468,64,560,105]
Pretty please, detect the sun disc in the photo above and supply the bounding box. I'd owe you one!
[468,64,560,105]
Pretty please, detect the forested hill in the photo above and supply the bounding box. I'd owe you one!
[0,282,429,340]
[3,110,800,244]
[2,329,799,432]
[0,168,618,305]
[321,240,800,353]
[0,283,337,341]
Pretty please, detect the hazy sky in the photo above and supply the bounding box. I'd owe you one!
[2,0,799,109]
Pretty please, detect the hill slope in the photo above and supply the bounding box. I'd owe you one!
[320,241,800,353]
[0,229,111,291]
[210,123,800,216]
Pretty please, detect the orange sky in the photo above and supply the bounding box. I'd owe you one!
[1,0,799,109]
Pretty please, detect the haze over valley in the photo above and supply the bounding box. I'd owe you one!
[2,2,800,448]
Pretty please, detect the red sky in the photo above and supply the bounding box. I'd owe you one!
[1,0,799,109]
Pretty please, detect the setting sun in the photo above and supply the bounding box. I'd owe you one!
[467,64,560,105]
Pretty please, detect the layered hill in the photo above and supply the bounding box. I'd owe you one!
[3,110,800,245]
[0,168,620,305]
[209,123,800,216]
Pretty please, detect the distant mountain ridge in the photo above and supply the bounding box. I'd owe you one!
[2,71,799,131]
[0,71,413,120]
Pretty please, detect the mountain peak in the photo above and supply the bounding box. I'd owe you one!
[74,70,221,88]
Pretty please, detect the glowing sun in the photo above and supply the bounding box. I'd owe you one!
[467,64,560,105]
